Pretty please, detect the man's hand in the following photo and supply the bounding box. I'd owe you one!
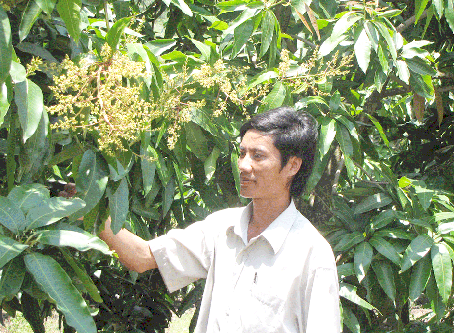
[58,183,78,198]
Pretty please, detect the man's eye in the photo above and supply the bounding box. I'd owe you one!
[253,154,263,159]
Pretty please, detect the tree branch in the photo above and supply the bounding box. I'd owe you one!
[289,34,317,49]
[397,10,428,33]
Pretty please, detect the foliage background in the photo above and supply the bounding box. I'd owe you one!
[0,0,454,331]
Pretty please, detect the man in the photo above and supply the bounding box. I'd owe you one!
[99,107,340,333]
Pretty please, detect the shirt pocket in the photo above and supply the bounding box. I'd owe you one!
[242,284,285,333]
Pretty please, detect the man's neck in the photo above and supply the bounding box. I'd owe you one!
[250,194,292,230]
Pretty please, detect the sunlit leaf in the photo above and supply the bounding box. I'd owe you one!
[401,234,434,272]
[431,243,453,304]
[0,7,12,85]
[0,235,28,268]
[409,254,432,301]
[372,260,396,302]
[354,242,373,282]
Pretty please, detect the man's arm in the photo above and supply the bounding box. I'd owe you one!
[99,217,158,273]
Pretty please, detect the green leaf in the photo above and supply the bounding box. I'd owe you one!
[106,16,132,50]
[354,193,392,215]
[246,71,278,90]
[409,254,432,301]
[354,28,371,73]
[431,243,453,304]
[342,305,361,333]
[108,177,129,234]
[260,11,275,57]
[398,176,412,188]
[185,122,210,161]
[169,0,193,16]
[0,197,27,234]
[372,260,396,302]
[426,274,446,321]
[339,282,376,310]
[354,242,373,282]
[36,226,110,254]
[0,235,28,268]
[56,0,81,43]
[318,118,336,156]
[260,81,286,112]
[334,232,365,252]
[319,13,361,56]
[0,257,26,302]
[369,236,402,266]
[406,57,437,76]
[73,150,109,220]
[409,73,434,99]
[446,0,454,32]
[374,228,414,240]
[369,210,396,231]
[373,21,397,61]
[19,0,42,41]
[35,0,57,15]
[26,197,86,231]
[0,82,9,124]
[231,17,254,58]
[141,145,157,196]
[231,149,240,195]
[7,183,49,214]
[14,79,44,142]
[401,234,434,272]
[337,262,355,278]
[24,253,97,333]
[217,0,248,12]
[204,147,221,181]
[414,185,434,211]
[365,114,389,147]
[396,60,410,84]
[60,248,102,303]
[191,39,211,61]
[335,121,353,156]
[0,7,12,84]
[162,177,175,218]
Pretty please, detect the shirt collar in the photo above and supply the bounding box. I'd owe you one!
[227,200,298,254]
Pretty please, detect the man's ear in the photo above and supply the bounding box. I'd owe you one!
[285,156,302,177]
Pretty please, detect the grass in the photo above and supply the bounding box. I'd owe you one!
[0,311,60,333]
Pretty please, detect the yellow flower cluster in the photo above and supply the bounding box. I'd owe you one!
[48,45,157,154]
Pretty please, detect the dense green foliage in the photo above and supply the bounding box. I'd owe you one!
[0,0,454,331]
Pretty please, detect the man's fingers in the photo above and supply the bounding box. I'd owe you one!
[64,183,77,196]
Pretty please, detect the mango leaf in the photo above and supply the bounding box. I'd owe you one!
[260,82,286,112]
[318,118,336,156]
[141,145,157,196]
[204,147,221,181]
[7,183,49,215]
[60,248,102,303]
[354,242,373,282]
[231,17,255,58]
[369,210,396,231]
[372,261,396,302]
[260,10,275,57]
[35,0,57,14]
[414,185,434,211]
[339,282,376,310]
[426,275,446,321]
[191,39,211,61]
[409,254,432,301]
[56,0,81,43]
[0,7,12,85]
[19,0,42,41]
[365,114,389,147]
[162,177,175,218]
[36,227,110,254]
[24,253,97,333]
[185,122,210,161]
[246,71,277,90]
[446,0,454,32]
[410,74,434,99]
[73,150,109,220]
[108,177,129,234]
[26,197,85,231]
[373,21,397,61]
[438,223,454,235]
[0,257,26,302]
[0,197,27,234]
[431,243,453,304]
[354,193,392,215]
[0,235,28,268]
[401,234,434,272]
[334,232,365,252]
[369,236,401,266]
[231,149,240,195]
[396,60,410,84]
[0,83,9,124]
[335,121,353,156]
[319,13,361,55]
[374,228,413,240]
[169,0,193,16]
[106,16,132,50]
[337,262,354,278]
[342,305,361,333]
[14,79,44,142]
[354,28,371,73]
[406,57,437,76]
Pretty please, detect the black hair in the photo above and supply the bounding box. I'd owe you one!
[239,107,318,197]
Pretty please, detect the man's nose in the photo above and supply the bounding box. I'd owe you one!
[238,155,252,172]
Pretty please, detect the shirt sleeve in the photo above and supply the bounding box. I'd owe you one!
[303,267,341,333]
[148,219,215,293]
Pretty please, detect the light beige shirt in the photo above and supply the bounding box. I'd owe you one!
[149,201,340,333]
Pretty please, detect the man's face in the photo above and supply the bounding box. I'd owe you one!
[238,129,297,200]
